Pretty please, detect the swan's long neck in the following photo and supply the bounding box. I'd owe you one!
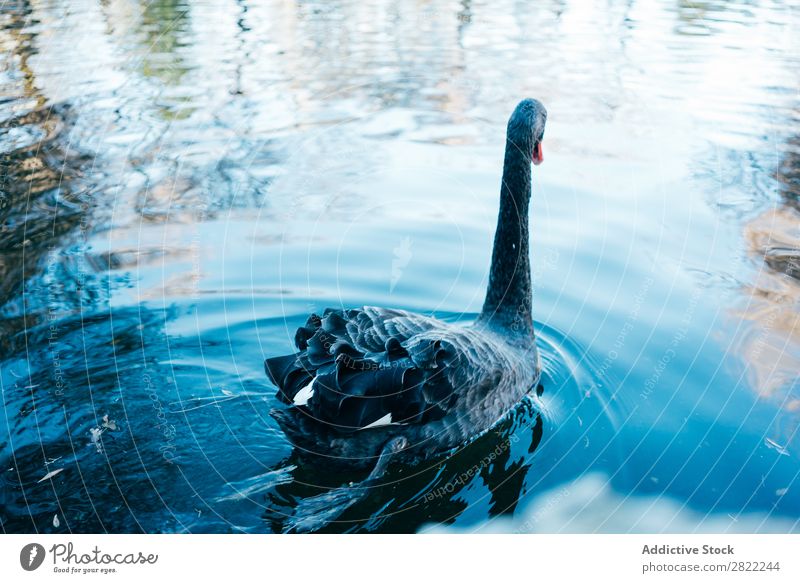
[479,136,534,338]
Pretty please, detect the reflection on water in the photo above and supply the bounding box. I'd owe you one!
[429,473,800,534]
[728,140,800,458]
[1,0,800,532]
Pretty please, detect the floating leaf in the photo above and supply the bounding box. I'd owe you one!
[38,468,64,483]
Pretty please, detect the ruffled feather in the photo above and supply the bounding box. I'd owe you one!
[265,308,459,433]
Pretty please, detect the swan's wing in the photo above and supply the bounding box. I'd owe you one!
[265,307,465,433]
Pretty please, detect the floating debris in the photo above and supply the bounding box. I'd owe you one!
[38,468,64,483]
[776,488,788,496]
[90,427,103,453]
[764,438,790,456]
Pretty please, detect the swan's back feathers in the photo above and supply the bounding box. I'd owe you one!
[266,307,464,433]
[267,307,540,463]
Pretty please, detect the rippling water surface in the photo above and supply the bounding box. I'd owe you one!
[2,0,800,533]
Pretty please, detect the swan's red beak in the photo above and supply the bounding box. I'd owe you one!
[532,142,544,165]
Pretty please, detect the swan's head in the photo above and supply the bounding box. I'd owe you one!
[507,98,547,165]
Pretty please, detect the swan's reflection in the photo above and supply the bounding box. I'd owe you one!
[263,397,544,533]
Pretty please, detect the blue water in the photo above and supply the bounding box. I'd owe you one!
[1,0,799,533]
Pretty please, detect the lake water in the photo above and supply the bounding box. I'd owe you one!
[1,0,799,533]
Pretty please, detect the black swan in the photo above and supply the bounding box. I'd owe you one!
[266,98,547,475]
